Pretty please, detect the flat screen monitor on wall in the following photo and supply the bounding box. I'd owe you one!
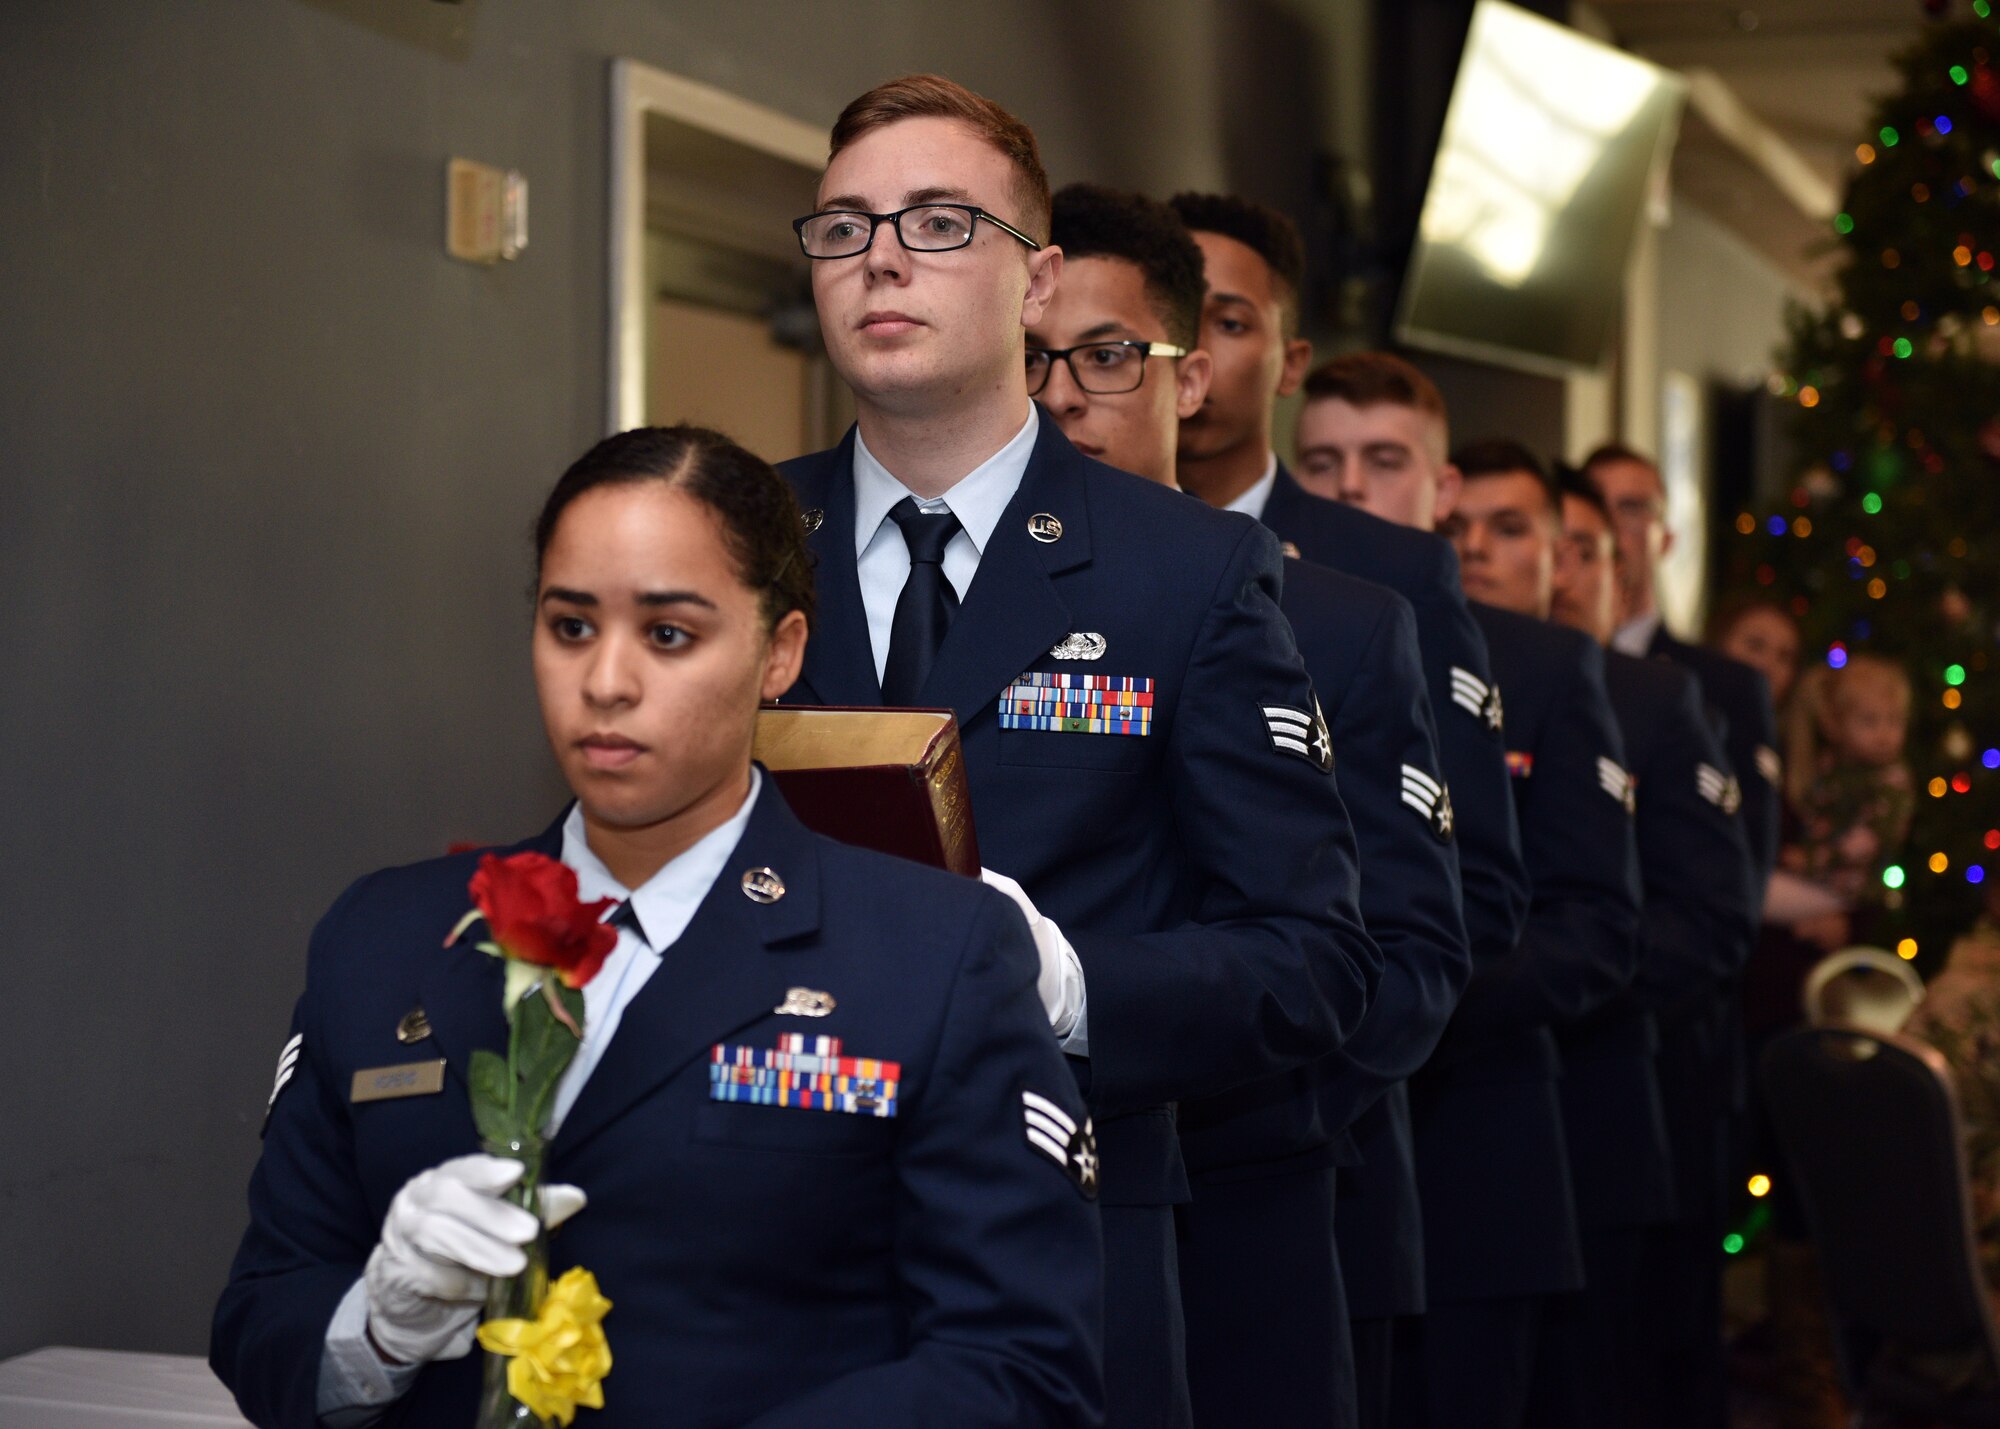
[1394,0,1686,377]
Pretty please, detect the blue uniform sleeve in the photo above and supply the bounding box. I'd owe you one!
[1314,593,1470,1130]
[1726,665,1782,902]
[1446,640,1641,1042]
[1068,523,1382,1114]
[1412,560,1529,970]
[741,891,1105,1429]
[1629,679,1760,1017]
[212,881,384,1429]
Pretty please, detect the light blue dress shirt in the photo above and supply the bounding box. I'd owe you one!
[851,407,1039,685]
[316,774,764,1425]
[848,405,1086,1052]
[1222,454,1279,521]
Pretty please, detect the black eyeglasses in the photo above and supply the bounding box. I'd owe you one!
[792,204,1043,260]
[1025,340,1189,396]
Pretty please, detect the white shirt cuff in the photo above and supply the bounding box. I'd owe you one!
[318,1276,420,1425]
[1057,943,1089,1055]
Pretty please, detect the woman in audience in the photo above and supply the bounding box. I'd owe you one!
[211,425,1103,1429]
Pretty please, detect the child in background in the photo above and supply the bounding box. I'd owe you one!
[1780,654,1917,943]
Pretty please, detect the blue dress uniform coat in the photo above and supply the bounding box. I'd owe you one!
[1528,652,1757,1427]
[780,420,1380,1429]
[211,786,1105,1429]
[1640,631,1770,1429]
[1391,607,1641,1429]
[1647,627,1780,897]
[1258,471,1524,1429]
[1178,559,1469,1429]
[1262,468,1528,976]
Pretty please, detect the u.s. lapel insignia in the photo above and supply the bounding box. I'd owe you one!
[1280,540,1303,560]
[1755,743,1782,785]
[1049,631,1107,661]
[1022,1089,1098,1199]
[1027,512,1064,543]
[1262,696,1333,773]
[741,867,786,903]
[1401,764,1454,843]
[800,508,824,533]
[775,986,837,1018]
[395,1007,431,1045]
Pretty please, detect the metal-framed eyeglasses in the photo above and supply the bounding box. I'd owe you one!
[1025,340,1189,397]
[792,204,1043,260]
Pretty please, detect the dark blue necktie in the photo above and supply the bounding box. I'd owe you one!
[607,898,648,948]
[882,498,962,705]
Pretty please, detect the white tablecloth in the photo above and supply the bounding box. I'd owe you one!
[0,1347,250,1427]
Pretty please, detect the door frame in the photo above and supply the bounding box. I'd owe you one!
[607,60,825,434]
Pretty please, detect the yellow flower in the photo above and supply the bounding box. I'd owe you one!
[476,1266,613,1426]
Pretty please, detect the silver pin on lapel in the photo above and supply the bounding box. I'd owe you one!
[800,508,824,533]
[395,1007,432,1045]
[1050,632,1107,661]
[1027,512,1064,543]
[775,986,837,1017]
[1280,541,1303,560]
[741,867,786,904]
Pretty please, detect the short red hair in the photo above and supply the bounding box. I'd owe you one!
[828,74,1051,241]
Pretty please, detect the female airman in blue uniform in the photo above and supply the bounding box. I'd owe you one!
[211,425,1103,1428]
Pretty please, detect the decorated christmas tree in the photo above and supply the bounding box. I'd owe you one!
[1725,8,2000,962]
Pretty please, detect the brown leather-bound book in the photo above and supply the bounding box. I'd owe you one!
[753,706,981,877]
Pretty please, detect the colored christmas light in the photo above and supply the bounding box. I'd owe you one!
[1898,938,1920,959]
[1885,865,1908,889]
[1969,866,1986,885]
[1932,852,1951,874]
[1862,493,1883,514]
[1747,1175,1772,1198]
[1948,664,1967,685]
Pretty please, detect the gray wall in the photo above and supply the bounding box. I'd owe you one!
[1657,198,1800,397]
[0,0,1359,1358]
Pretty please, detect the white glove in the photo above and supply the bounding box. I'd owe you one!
[980,868,1086,1038]
[362,1153,586,1366]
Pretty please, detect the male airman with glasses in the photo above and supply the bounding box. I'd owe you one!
[1028,182,1470,1429]
[777,76,1382,1428]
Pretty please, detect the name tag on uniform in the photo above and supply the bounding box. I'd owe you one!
[351,1059,447,1103]
[709,1038,901,1117]
[998,673,1153,736]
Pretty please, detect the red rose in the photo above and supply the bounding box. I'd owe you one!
[456,851,618,990]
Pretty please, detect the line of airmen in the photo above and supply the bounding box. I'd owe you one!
[216,72,1781,1429]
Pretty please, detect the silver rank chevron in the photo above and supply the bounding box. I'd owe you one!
[1401,764,1455,842]
[1697,762,1743,814]
[1598,755,1636,813]
[1263,700,1333,773]
[1022,1089,1099,1198]
[1450,666,1504,731]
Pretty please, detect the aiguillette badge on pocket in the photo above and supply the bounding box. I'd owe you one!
[998,673,1153,735]
[709,1034,901,1117]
